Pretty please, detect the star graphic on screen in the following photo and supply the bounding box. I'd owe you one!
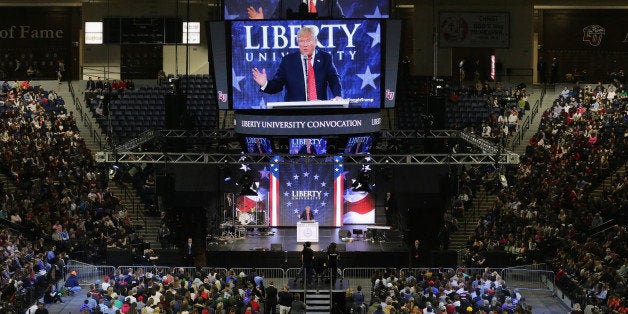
[303,171,310,177]
[257,98,267,109]
[293,174,300,180]
[259,167,270,179]
[313,209,319,214]
[314,174,319,180]
[363,165,372,171]
[284,192,289,197]
[364,6,389,18]
[356,66,380,89]
[323,192,329,197]
[293,209,299,214]
[240,164,250,172]
[224,7,240,20]
[335,167,340,172]
[232,69,245,92]
[320,201,327,207]
[321,182,327,187]
[286,182,292,187]
[286,201,292,207]
[367,24,381,48]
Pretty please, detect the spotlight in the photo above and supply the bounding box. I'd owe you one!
[238,172,259,196]
[222,166,232,182]
[351,169,371,192]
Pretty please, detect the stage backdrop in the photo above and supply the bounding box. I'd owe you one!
[230,19,382,109]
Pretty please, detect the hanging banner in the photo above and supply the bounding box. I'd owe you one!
[439,12,509,48]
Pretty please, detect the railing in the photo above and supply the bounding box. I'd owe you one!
[68,81,107,150]
[65,261,116,285]
[81,65,122,80]
[501,269,555,293]
[510,86,546,150]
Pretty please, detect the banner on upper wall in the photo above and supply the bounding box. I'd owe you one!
[439,12,509,48]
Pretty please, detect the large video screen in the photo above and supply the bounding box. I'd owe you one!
[230,20,382,109]
[224,0,390,20]
[289,138,327,154]
[244,137,273,154]
[343,135,373,154]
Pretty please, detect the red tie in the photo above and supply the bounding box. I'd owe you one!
[307,56,317,101]
[309,0,316,13]
[307,212,310,220]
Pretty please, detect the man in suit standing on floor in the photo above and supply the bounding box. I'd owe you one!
[252,26,343,102]
[265,281,278,314]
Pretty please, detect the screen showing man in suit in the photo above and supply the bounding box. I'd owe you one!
[252,26,342,102]
[231,19,382,109]
[289,138,327,154]
[245,137,273,154]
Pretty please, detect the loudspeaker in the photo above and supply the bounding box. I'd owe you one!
[165,94,187,128]
[270,244,283,251]
[336,243,346,252]
[156,175,175,197]
[338,229,351,238]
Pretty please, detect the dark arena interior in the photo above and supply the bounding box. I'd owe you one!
[0,1,625,314]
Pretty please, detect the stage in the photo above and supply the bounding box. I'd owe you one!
[205,225,412,268]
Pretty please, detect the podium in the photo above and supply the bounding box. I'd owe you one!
[267,100,350,109]
[297,221,319,243]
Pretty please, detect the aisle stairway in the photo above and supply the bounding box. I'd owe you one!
[305,290,332,313]
[40,80,162,247]
[449,85,555,262]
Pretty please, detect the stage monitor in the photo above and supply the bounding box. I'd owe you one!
[224,0,390,20]
[244,137,273,154]
[289,138,327,154]
[230,19,382,110]
[343,135,373,154]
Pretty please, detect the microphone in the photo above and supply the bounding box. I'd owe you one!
[303,55,309,101]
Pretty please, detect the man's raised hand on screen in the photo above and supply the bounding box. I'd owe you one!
[247,7,264,20]
[252,68,268,87]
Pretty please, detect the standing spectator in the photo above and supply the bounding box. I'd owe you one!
[327,242,339,284]
[34,301,49,314]
[537,57,546,84]
[277,285,293,314]
[265,281,278,314]
[550,57,559,84]
[411,239,421,267]
[290,293,306,314]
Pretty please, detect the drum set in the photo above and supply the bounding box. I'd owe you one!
[220,193,269,238]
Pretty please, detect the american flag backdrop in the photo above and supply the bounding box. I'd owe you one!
[269,157,344,226]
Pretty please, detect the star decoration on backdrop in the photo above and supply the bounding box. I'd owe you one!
[362,165,372,171]
[320,182,326,187]
[240,164,250,172]
[364,6,389,18]
[357,66,380,89]
[232,69,245,92]
[320,201,327,207]
[303,172,310,177]
[259,167,270,179]
[293,174,300,180]
[367,24,381,48]
[293,209,299,214]
[286,182,292,187]
[313,209,319,214]
[323,192,329,197]
[314,174,319,180]
[284,192,289,197]
[286,201,292,207]
[224,7,240,20]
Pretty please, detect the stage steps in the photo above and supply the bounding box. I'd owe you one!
[305,290,331,313]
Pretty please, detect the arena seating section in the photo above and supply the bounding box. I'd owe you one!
[94,74,218,143]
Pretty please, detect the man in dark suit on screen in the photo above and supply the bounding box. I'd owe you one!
[298,139,317,155]
[252,26,343,102]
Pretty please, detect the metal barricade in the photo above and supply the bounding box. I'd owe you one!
[501,269,555,293]
[65,260,116,285]
[226,267,287,289]
[341,268,390,301]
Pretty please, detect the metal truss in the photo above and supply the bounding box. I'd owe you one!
[380,129,459,138]
[98,152,519,165]
[459,131,500,154]
[154,129,459,139]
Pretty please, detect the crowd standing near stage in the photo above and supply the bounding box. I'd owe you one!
[0,81,148,309]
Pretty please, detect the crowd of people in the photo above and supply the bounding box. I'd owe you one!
[463,81,627,311]
[0,81,149,310]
